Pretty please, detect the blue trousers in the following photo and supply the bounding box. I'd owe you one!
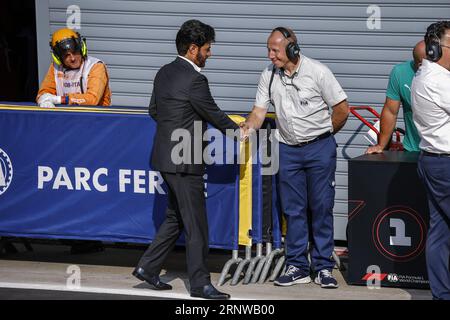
[417,154,450,300]
[278,135,336,273]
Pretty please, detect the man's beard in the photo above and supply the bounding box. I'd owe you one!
[196,51,206,68]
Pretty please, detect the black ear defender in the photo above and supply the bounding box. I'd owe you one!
[425,22,443,62]
[273,27,300,62]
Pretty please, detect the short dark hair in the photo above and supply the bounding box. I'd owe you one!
[176,20,215,55]
[425,20,450,43]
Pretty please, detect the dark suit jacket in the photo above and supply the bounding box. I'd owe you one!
[149,57,239,175]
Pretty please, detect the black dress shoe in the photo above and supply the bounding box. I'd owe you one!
[132,267,172,291]
[190,284,230,300]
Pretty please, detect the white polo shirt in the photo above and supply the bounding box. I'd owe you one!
[254,55,347,145]
[411,59,450,154]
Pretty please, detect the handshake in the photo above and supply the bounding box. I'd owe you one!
[37,93,62,108]
[239,121,255,142]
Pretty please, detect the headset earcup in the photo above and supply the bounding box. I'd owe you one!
[51,52,62,65]
[286,42,300,61]
[49,40,61,65]
[292,43,300,58]
[285,43,293,61]
[81,39,87,57]
[426,42,442,62]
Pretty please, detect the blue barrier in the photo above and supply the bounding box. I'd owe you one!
[0,104,241,250]
[0,104,294,285]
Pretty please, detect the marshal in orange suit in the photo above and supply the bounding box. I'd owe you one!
[36,28,111,107]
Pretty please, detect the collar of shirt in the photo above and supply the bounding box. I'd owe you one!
[422,58,450,75]
[178,55,202,73]
[280,55,303,78]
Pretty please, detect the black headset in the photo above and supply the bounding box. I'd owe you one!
[425,22,443,62]
[273,27,300,62]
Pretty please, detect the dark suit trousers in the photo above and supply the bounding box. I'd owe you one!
[137,172,211,289]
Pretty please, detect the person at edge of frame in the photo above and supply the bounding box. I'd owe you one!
[412,20,450,300]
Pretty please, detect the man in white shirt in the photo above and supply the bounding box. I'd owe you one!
[411,20,450,300]
[242,27,349,288]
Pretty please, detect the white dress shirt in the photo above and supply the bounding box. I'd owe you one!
[411,59,450,153]
[178,55,202,73]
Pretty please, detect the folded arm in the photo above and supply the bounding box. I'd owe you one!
[68,63,109,106]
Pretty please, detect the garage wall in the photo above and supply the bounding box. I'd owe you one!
[36,0,450,240]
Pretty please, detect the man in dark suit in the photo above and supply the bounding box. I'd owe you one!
[132,20,240,300]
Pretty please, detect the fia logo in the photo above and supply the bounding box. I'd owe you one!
[299,99,309,106]
[0,148,13,196]
[387,273,399,283]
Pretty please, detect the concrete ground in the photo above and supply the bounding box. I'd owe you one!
[0,241,432,300]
